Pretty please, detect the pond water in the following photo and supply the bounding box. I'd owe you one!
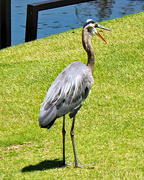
[11,0,144,46]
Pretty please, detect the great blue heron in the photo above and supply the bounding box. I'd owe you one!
[38,19,111,168]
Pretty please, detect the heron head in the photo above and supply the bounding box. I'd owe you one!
[83,19,111,43]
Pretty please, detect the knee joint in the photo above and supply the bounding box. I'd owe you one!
[70,130,74,137]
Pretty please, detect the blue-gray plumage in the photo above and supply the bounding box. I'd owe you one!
[38,19,111,167]
[38,61,94,129]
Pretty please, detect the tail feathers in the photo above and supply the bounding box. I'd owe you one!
[38,106,57,129]
[40,118,56,129]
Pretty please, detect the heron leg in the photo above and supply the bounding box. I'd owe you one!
[70,116,82,168]
[62,115,66,166]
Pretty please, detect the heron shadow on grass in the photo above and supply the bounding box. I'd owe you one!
[22,159,63,172]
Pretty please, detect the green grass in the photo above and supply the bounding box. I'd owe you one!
[0,12,144,179]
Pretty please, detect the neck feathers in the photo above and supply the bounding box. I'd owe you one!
[82,28,95,73]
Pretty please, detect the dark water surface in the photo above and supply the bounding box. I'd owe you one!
[11,0,144,46]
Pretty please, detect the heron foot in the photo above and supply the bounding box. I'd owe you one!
[62,163,66,166]
[62,162,73,167]
[62,161,85,168]
[75,163,84,168]
[76,163,95,169]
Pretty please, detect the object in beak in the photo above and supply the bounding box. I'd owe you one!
[95,23,111,43]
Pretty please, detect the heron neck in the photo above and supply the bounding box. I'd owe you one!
[82,29,95,73]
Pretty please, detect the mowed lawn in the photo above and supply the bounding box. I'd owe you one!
[0,12,144,179]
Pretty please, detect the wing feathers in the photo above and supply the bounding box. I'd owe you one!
[38,61,94,128]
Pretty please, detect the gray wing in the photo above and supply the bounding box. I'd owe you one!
[38,61,94,128]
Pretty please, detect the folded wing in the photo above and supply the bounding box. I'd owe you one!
[38,61,94,129]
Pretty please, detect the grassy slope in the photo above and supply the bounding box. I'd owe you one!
[0,12,144,179]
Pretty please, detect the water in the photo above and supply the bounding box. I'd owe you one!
[11,0,144,46]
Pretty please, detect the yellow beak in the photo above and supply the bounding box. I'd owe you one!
[95,23,111,43]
